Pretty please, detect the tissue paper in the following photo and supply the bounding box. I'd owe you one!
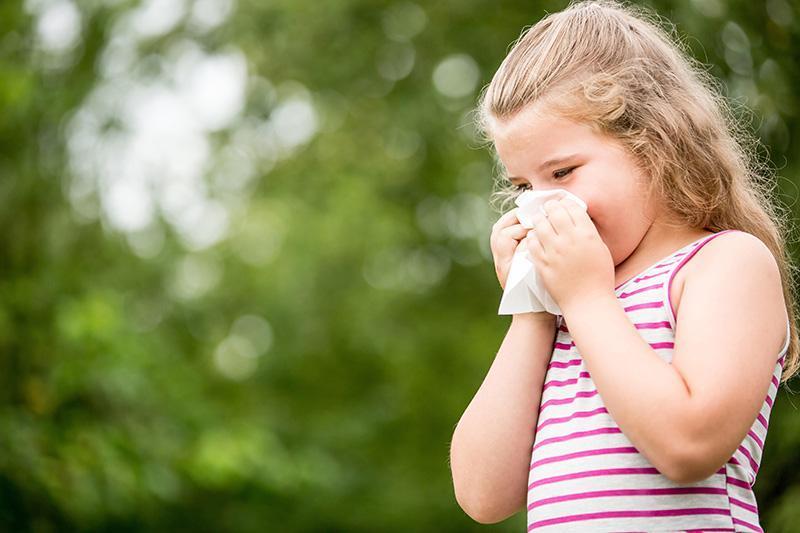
[498,189,588,316]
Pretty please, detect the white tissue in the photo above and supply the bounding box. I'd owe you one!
[498,189,588,316]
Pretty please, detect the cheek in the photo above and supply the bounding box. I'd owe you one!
[585,204,608,241]
[570,189,597,223]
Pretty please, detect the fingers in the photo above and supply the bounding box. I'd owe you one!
[491,209,527,252]
[501,223,528,241]
[527,199,568,240]
[528,197,570,251]
[526,227,546,256]
[490,212,530,289]
[558,197,594,231]
[491,223,529,260]
[522,196,594,265]
[491,214,528,257]
[543,198,576,229]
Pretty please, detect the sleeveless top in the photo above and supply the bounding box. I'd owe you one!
[526,229,791,532]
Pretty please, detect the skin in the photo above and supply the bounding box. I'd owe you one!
[487,102,789,485]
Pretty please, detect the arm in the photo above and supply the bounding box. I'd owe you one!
[560,233,787,484]
[450,312,558,524]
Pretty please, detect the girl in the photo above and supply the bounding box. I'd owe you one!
[449,1,798,531]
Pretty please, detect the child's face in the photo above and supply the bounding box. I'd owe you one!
[491,104,659,267]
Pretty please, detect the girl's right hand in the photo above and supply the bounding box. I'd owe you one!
[490,208,530,290]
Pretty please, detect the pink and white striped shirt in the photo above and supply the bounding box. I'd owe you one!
[526,229,791,532]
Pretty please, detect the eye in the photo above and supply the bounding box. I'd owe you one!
[553,166,576,179]
[512,166,576,192]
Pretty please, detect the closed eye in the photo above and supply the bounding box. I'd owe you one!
[553,166,576,179]
[513,166,576,191]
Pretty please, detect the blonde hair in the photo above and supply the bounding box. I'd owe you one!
[473,0,800,385]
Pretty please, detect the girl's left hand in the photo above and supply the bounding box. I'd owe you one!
[526,195,615,313]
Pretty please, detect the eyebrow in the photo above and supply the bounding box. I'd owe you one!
[506,153,580,183]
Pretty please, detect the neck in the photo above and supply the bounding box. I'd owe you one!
[613,218,710,287]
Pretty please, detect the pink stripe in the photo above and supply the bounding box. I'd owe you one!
[614,251,689,292]
[548,358,581,369]
[527,507,732,530]
[623,300,664,312]
[537,406,608,432]
[620,282,663,298]
[539,389,599,413]
[736,444,759,474]
[634,270,671,282]
[532,426,622,452]
[747,429,764,450]
[527,486,728,511]
[726,475,751,489]
[613,232,732,307]
[528,466,662,490]
[729,495,759,514]
[633,320,672,330]
[650,341,675,349]
[529,463,726,491]
[553,341,573,350]
[542,371,591,390]
[731,517,764,532]
[655,259,681,268]
[530,446,638,471]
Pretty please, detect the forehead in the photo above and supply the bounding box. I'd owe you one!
[491,105,594,153]
[490,105,627,173]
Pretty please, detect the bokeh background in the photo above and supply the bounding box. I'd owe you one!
[3,0,800,531]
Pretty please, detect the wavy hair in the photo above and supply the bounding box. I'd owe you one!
[473,0,799,385]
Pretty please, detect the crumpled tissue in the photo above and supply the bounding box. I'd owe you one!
[498,188,588,316]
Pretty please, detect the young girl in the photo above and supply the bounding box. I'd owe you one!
[449,1,798,531]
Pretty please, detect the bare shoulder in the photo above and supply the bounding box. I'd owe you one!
[689,230,780,280]
[681,230,787,349]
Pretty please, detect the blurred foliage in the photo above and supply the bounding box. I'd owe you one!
[1,0,799,531]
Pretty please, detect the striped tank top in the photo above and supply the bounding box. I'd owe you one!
[526,229,791,532]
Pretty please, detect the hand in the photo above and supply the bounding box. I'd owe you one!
[489,207,528,290]
[525,195,615,313]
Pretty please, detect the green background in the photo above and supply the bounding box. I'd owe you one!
[2,0,799,531]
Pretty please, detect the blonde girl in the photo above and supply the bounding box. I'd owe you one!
[449,1,798,531]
